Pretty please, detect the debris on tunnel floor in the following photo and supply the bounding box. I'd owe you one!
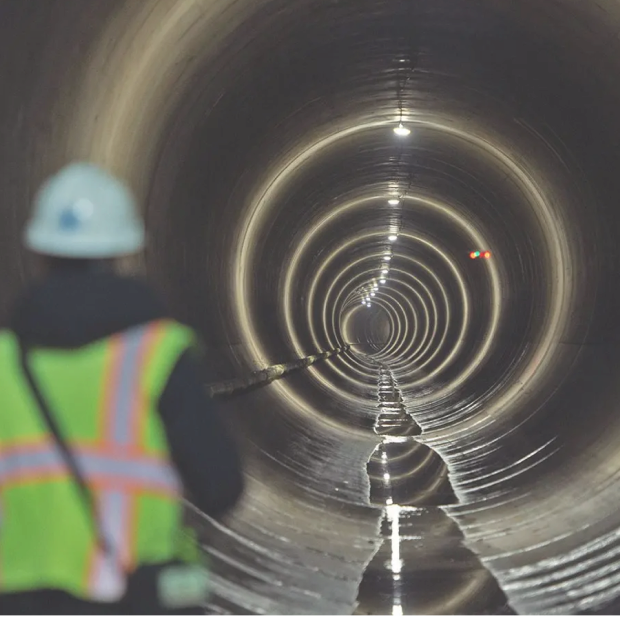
[356,366,513,615]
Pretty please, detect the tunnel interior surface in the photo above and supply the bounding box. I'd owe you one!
[4,0,620,614]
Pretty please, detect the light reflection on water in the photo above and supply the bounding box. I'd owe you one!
[355,365,511,615]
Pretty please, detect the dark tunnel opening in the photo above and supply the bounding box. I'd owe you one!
[4,0,620,613]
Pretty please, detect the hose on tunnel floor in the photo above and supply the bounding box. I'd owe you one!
[206,345,351,397]
[7,0,620,613]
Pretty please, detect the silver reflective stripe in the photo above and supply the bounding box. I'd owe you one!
[111,325,148,447]
[88,490,129,601]
[80,453,180,490]
[0,446,61,480]
[3,323,183,601]
[0,445,180,492]
[88,324,180,600]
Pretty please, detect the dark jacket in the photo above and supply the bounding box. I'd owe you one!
[7,269,244,519]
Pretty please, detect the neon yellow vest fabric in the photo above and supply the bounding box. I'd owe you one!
[0,320,198,601]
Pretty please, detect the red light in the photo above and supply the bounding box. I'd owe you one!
[484,251,491,259]
[469,252,477,259]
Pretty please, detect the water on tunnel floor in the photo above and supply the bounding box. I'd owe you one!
[10,0,620,614]
[182,380,382,615]
[356,365,513,615]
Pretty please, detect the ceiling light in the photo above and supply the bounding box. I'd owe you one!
[388,234,398,241]
[388,198,400,206]
[380,279,386,284]
[384,256,391,260]
[393,123,411,137]
[371,292,376,297]
[382,269,388,274]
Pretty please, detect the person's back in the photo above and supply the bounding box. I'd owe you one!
[0,163,244,614]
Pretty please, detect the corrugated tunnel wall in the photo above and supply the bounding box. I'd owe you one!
[3,0,620,614]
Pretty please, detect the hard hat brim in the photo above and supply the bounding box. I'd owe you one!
[24,226,145,258]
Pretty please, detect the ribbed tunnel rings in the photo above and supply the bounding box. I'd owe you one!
[6,0,620,613]
[232,118,574,428]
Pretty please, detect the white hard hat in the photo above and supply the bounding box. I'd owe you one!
[24,162,145,258]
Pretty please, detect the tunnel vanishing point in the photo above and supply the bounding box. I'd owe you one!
[4,0,620,614]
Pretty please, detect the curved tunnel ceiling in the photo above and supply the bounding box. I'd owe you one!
[4,0,620,614]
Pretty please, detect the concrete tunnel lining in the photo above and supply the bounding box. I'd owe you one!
[3,0,620,613]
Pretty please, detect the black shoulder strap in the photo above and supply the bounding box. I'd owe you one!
[17,337,112,555]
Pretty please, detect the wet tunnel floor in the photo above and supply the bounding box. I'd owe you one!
[355,367,514,615]
[189,361,516,614]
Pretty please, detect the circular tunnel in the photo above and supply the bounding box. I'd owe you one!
[3,0,620,614]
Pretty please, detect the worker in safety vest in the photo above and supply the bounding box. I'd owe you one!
[0,163,244,614]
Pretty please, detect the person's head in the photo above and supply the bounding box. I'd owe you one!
[23,162,145,275]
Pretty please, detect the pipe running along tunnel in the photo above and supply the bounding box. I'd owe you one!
[3,0,620,614]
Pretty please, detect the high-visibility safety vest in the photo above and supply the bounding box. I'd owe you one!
[0,320,199,602]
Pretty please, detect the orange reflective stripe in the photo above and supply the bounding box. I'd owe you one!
[122,322,166,572]
[0,445,180,492]
[88,335,124,594]
[2,322,182,601]
[100,334,124,446]
[87,322,180,598]
[130,322,166,451]
[108,326,149,447]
